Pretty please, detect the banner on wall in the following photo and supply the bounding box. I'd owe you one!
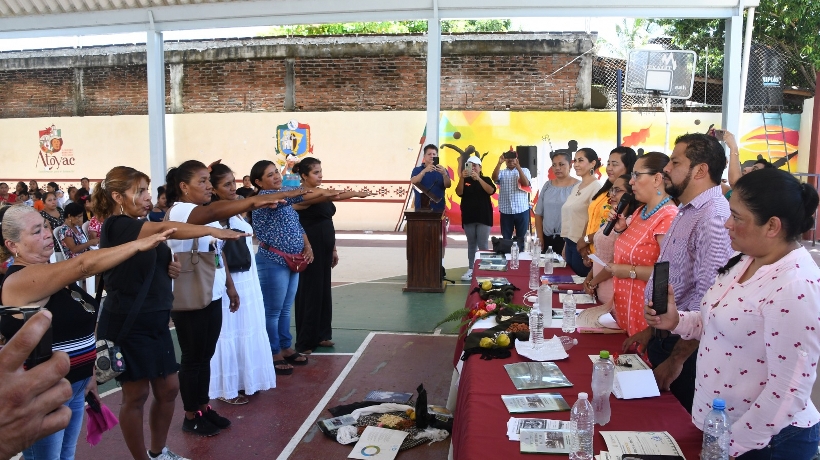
[36,125,76,173]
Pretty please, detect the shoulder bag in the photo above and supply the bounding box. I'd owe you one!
[222,229,252,273]
[164,206,218,311]
[172,236,217,311]
[94,255,155,384]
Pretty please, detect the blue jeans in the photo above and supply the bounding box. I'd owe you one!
[500,210,530,251]
[22,377,90,460]
[256,253,298,355]
[564,238,591,277]
[736,423,819,460]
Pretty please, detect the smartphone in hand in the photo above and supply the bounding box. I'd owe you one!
[652,261,670,315]
[432,156,440,166]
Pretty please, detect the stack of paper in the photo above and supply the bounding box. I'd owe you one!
[348,426,408,460]
[501,393,570,413]
[514,336,570,362]
[599,431,686,459]
[503,361,573,390]
[506,417,574,441]
[586,354,660,399]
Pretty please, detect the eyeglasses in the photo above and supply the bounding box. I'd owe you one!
[630,171,656,180]
[71,290,96,313]
[609,187,625,195]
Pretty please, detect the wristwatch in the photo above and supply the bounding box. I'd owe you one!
[583,235,590,244]
[629,265,637,279]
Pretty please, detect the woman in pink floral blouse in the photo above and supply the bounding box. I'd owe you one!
[647,168,820,459]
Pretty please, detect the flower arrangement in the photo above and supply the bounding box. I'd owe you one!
[434,297,530,335]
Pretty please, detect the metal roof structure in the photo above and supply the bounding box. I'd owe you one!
[0,0,760,187]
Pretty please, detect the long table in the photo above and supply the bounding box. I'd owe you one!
[451,260,703,459]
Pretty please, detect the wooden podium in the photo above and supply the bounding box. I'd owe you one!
[403,210,446,293]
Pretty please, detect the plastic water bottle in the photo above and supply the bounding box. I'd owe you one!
[701,398,730,460]
[570,392,595,460]
[528,303,544,349]
[562,290,577,333]
[544,246,554,274]
[591,351,615,426]
[524,231,532,253]
[529,256,541,290]
[558,336,578,350]
[510,244,520,270]
[538,281,552,327]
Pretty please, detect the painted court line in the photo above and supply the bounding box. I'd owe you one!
[276,331,377,460]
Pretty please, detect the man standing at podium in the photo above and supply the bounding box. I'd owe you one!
[410,144,451,211]
[492,150,531,250]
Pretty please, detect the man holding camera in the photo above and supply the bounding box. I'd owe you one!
[410,144,451,212]
[492,150,531,250]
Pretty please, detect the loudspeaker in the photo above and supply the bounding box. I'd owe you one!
[516,146,537,178]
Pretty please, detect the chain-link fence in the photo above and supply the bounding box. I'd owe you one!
[591,35,807,113]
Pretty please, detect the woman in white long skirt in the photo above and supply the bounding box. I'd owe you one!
[208,163,277,404]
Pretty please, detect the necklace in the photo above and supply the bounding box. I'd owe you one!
[641,196,671,220]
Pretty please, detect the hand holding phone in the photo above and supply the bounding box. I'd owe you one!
[651,261,670,315]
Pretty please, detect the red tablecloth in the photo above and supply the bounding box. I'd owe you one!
[451,260,703,460]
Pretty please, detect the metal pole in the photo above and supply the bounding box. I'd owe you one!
[739,7,756,116]
[616,69,622,146]
[663,97,671,154]
[425,0,441,149]
[146,27,167,193]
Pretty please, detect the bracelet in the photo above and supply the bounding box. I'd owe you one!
[613,226,627,234]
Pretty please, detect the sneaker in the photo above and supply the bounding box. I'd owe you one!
[182,411,221,436]
[461,269,473,281]
[203,405,231,429]
[148,447,190,460]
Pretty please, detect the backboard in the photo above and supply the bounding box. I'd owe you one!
[624,49,697,99]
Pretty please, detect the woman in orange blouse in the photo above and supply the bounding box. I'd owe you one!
[605,152,677,336]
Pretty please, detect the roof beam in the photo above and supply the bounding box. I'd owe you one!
[0,0,758,39]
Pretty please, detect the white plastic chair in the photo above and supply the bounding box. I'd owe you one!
[51,226,67,263]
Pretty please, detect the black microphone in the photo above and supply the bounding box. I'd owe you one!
[603,193,633,236]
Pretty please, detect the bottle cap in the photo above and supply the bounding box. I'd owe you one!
[567,290,574,295]
[599,350,610,359]
[712,398,726,410]
[578,392,588,400]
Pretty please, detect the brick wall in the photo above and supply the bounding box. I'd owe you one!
[0,33,595,118]
[0,68,74,118]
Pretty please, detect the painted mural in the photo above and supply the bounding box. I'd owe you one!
[431,111,801,232]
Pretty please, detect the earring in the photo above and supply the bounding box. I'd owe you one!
[15,251,18,258]
[657,189,661,196]
[120,205,125,215]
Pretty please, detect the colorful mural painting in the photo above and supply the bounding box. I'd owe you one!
[274,119,314,168]
[430,111,801,232]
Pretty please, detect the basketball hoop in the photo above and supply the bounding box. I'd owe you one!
[625,49,697,153]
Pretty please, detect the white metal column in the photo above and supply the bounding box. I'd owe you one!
[721,13,744,137]
[425,9,441,149]
[147,28,167,193]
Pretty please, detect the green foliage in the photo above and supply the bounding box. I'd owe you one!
[651,0,820,91]
[597,18,663,59]
[263,20,511,37]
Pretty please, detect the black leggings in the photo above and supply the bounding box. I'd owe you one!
[171,298,222,412]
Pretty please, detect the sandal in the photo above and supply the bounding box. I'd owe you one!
[273,360,293,375]
[284,352,309,365]
[217,395,249,405]
[318,340,335,347]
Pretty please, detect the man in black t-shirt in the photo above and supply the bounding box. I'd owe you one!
[455,156,496,280]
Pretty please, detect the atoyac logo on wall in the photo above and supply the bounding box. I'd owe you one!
[37,125,76,172]
[274,119,313,166]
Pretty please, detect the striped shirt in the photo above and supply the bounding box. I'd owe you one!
[496,167,532,214]
[645,185,733,312]
[0,265,97,383]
